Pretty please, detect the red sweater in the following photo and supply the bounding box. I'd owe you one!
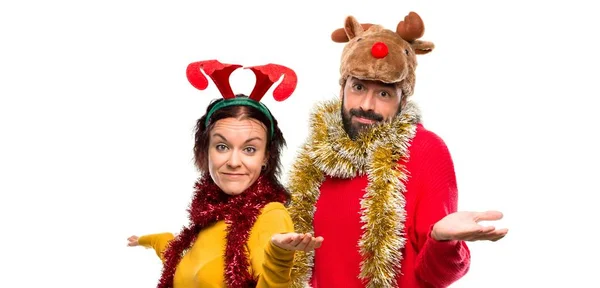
[311,124,470,287]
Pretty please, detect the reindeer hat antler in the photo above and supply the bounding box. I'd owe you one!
[186,59,297,137]
[331,12,435,98]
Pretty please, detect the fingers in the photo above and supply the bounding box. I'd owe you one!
[303,237,318,252]
[288,233,305,246]
[474,210,504,222]
[277,233,324,251]
[280,235,295,244]
[314,236,324,248]
[467,228,508,242]
[295,233,314,251]
[478,225,496,234]
[272,233,295,245]
[127,235,140,247]
[456,224,494,238]
[490,228,508,242]
[298,234,324,252]
[458,224,504,241]
[272,233,303,250]
[480,230,506,241]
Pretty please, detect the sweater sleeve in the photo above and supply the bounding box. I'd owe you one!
[249,203,296,288]
[412,129,471,287]
[138,232,175,263]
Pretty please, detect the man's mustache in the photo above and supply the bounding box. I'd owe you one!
[350,109,383,122]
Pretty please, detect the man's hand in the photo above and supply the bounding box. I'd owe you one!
[127,235,140,247]
[271,233,324,252]
[431,211,508,242]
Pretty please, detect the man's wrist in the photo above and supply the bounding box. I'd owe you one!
[430,227,451,242]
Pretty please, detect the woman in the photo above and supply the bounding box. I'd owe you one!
[127,60,323,288]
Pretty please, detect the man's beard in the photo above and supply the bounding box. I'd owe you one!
[341,99,384,141]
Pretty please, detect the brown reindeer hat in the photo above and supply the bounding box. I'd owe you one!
[331,12,434,97]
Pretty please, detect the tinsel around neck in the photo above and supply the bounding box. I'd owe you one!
[305,98,422,178]
[157,175,287,288]
[287,97,422,288]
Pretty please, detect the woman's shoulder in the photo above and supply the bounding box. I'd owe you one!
[252,202,294,235]
[255,202,293,225]
[260,202,288,215]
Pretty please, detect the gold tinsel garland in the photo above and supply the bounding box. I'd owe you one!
[287,98,421,288]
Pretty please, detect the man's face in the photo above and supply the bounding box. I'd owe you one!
[341,77,403,140]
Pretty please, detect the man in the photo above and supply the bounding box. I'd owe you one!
[286,12,508,288]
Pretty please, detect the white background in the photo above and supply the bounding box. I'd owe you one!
[1,0,598,287]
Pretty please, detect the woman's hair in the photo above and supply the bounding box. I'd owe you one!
[193,94,287,185]
[156,95,289,288]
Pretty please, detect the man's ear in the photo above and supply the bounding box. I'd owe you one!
[400,94,408,111]
[340,78,348,101]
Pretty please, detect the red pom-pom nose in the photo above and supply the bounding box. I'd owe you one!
[371,42,388,59]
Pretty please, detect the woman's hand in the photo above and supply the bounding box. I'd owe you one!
[271,232,324,252]
[127,235,140,247]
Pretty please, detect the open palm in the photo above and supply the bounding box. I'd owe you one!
[431,211,508,242]
[127,235,140,247]
[271,233,324,252]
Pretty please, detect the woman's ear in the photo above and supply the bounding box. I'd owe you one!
[262,152,269,169]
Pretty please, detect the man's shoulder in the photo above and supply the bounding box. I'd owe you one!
[412,123,448,147]
[408,124,452,158]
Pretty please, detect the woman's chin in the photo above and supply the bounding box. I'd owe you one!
[220,183,249,196]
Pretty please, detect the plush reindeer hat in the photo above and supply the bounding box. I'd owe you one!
[185,60,297,137]
[332,12,434,98]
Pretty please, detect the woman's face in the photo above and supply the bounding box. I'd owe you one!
[207,117,268,195]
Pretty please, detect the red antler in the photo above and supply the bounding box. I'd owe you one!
[186,60,242,99]
[396,12,425,42]
[245,64,297,102]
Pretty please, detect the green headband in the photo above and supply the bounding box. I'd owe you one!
[205,98,275,138]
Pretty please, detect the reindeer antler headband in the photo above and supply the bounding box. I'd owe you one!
[186,60,297,137]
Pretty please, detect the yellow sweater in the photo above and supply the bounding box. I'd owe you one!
[139,202,295,288]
